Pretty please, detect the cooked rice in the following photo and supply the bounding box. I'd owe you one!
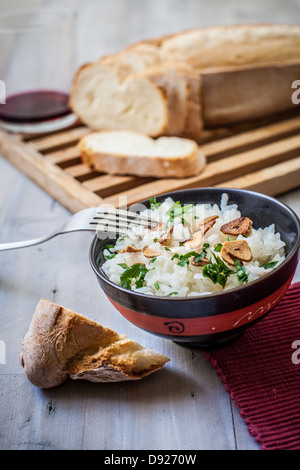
[101,194,286,297]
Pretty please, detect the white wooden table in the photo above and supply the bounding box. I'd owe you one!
[0,0,300,452]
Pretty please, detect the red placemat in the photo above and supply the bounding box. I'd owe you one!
[203,281,300,450]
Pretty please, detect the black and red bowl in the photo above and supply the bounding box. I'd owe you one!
[89,188,300,349]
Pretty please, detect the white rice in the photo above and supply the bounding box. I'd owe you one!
[102,194,286,297]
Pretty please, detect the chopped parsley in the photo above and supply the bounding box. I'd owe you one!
[171,251,198,266]
[104,244,116,260]
[261,261,278,269]
[202,254,235,289]
[166,291,178,297]
[171,243,210,267]
[118,263,151,290]
[214,243,223,252]
[202,254,250,288]
[117,263,128,269]
[234,259,249,284]
[201,242,211,254]
[149,256,157,264]
[166,201,193,227]
[154,282,160,290]
[149,196,161,210]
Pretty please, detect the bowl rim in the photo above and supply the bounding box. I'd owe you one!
[89,187,300,302]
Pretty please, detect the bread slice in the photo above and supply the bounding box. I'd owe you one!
[138,64,188,137]
[70,58,203,139]
[79,130,206,178]
[70,61,168,136]
[20,299,169,388]
[171,63,202,139]
[70,60,190,137]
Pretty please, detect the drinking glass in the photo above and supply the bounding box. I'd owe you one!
[0,7,77,133]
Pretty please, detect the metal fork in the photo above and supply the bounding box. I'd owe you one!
[0,206,157,251]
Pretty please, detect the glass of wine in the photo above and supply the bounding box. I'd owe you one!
[0,7,77,134]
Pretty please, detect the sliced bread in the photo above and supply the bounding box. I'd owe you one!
[70,24,300,138]
[20,299,169,388]
[78,130,206,178]
[70,61,168,136]
[70,61,200,138]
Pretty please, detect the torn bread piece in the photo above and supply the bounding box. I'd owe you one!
[20,299,169,388]
[79,130,206,178]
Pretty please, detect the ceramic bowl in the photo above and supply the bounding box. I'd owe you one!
[89,188,300,348]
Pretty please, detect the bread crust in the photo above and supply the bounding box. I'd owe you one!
[137,64,187,136]
[20,299,169,388]
[20,300,69,388]
[78,130,206,178]
[201,61,300,126]
[70,23,300,138]
[169,63,202,140]
[159,23,300,67]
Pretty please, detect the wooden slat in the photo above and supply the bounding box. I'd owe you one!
[0,130,103,213]
[216,156,300,196]
[46,145,81,166]
[82,174,154,197]
[83,174,134,192]
[104,133,300,207]
[43,115,300,165]
[200,116,300,161]
[195,108,300,145]
[64,163,101,181]
[30,126,90,153]
[1,114,300,213]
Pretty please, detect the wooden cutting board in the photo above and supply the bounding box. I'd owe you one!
[0,113,300,214]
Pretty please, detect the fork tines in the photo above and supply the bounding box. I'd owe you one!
[90,206,158,234]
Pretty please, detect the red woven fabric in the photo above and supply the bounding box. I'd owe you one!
[203,281,300,450]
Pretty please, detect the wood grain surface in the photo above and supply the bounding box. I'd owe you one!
[0,0,300,451]
[1,112,300,213]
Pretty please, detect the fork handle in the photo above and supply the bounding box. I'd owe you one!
[0,232,58,251]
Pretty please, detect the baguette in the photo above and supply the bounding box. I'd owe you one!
[78,130,206,178]
[201,61,300,126]
[20,299,169,388]
[101,42,162,74]
[158,23,300,68]
[70,24,300,139]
